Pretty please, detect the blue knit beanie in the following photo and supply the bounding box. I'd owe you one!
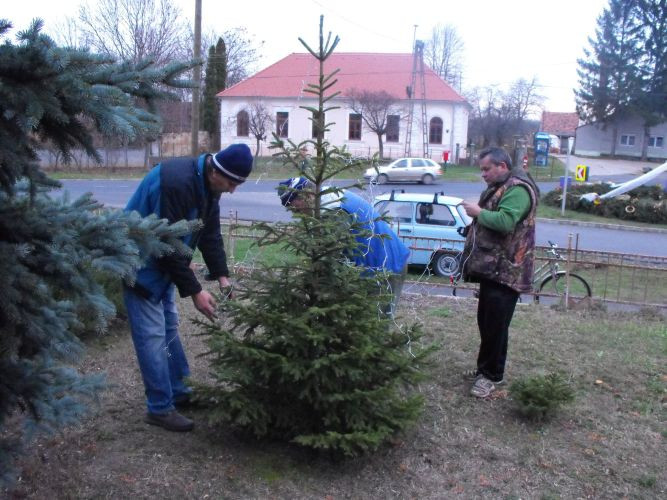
[278,177,311,206]
[212,144,253,183]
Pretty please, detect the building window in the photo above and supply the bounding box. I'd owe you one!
[311,111,325,139]
[386,114,400,142]
[276,112,289,138]
[620,134,635,146]
[236,110,249,137]
[648,136,664,148]
[429,117,443,144]
[348,113,362,140]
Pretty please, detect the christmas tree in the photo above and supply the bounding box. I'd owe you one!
[195,17,435,457]
[0,19,198,484]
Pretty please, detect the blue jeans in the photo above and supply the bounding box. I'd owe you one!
[123,285,191,414]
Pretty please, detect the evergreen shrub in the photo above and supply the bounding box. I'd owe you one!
[510,372,575,420]
[542,183,666,224]
[194,17,436,458]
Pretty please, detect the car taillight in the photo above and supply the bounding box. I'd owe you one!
[436,169,442,175]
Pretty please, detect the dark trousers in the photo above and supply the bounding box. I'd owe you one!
[476,278,520,382]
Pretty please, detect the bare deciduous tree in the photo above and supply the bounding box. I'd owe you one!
[74,0,190,64]
[424,24,465,89]
[466,78,544,148]
[246,102,273,158]
[505,77,545,122]
[201,27,263,87]
[56,0,191,168]
[348,89,404,159]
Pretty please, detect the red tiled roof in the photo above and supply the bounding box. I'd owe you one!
[218,52,466,103]
[541,111,579,136]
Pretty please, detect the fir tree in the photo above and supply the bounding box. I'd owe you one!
[195,17,436,458]
[635,0,667,159]
[0,19,198,484]
[575,0,644,155]
[201,37,227,152]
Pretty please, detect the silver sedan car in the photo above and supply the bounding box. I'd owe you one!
[363,158,443,185]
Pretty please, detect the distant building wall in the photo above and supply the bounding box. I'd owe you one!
[219,96,468,160]
[575,117,667,160]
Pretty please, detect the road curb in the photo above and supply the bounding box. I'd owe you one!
[537,217,667,234]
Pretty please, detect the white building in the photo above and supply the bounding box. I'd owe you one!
[217,53,469,161]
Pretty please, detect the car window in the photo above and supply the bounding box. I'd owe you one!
[416,203,456,226]
[394,159,408,168]
[456,204,474,225]
[425,159,438,167]
[377,201,413,223]
[411,159,426,167]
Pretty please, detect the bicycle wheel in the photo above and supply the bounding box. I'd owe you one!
[536,272,592,305]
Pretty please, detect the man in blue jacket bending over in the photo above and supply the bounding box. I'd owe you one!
[124,144,253,432]
[278,177,410,317]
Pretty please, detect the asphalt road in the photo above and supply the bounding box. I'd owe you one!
[57,178,667,256]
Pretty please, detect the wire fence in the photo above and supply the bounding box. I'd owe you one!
[220,215,667,309]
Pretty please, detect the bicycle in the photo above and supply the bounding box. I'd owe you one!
[532,240,592,304]
[450,240,592,304]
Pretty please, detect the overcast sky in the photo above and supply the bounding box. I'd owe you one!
[3,0,609,115]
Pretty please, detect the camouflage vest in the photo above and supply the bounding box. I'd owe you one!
[462,175,538,293]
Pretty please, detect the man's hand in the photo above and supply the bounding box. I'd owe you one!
[192,290,217,320]
[218,276,233,299]
[462,200,482,218]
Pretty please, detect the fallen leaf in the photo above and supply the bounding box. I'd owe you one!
[594,379,604,385]
[399,463,408,472]
[450,484,464,494]
[489,389,509,400]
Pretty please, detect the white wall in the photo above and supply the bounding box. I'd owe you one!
[220,96,468,161]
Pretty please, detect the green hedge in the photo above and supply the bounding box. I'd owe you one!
[542,183,667,224]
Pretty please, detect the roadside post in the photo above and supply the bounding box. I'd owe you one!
[560,137,574,216]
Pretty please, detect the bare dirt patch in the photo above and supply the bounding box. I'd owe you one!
[5,288,665,499]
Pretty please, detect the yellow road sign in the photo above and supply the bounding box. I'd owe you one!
[575,164,589,182]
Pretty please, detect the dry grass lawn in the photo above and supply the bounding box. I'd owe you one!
[5,283,666,499]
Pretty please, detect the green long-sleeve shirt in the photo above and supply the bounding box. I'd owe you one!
[477,185,531,234]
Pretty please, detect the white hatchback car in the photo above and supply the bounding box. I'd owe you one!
[374,191,472,277]
[364,158,443,185]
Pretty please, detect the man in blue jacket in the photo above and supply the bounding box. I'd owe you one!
[124,144,253,432]
[278,177,410,317]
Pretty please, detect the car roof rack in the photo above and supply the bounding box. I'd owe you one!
[389,189,405,201]
[432,191,444,204]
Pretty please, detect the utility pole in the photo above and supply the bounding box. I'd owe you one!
[190,0,202,156]
[404,40,428,158]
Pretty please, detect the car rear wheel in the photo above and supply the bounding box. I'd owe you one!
[421,174,434,185]
[432,251,460,277]
[377,174,389,184]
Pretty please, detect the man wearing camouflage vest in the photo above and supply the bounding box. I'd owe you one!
[461,147,539,398]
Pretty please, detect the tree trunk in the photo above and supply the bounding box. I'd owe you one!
[610,124,618,157]
[641,125,649,161]
[377,133,384,160]
[255,138,261,158]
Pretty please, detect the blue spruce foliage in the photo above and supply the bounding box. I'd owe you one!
[0,19,199,485]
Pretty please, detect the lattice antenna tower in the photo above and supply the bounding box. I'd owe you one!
[404,39,428,158]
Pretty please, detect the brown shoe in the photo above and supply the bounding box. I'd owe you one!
[145,410,194,432]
